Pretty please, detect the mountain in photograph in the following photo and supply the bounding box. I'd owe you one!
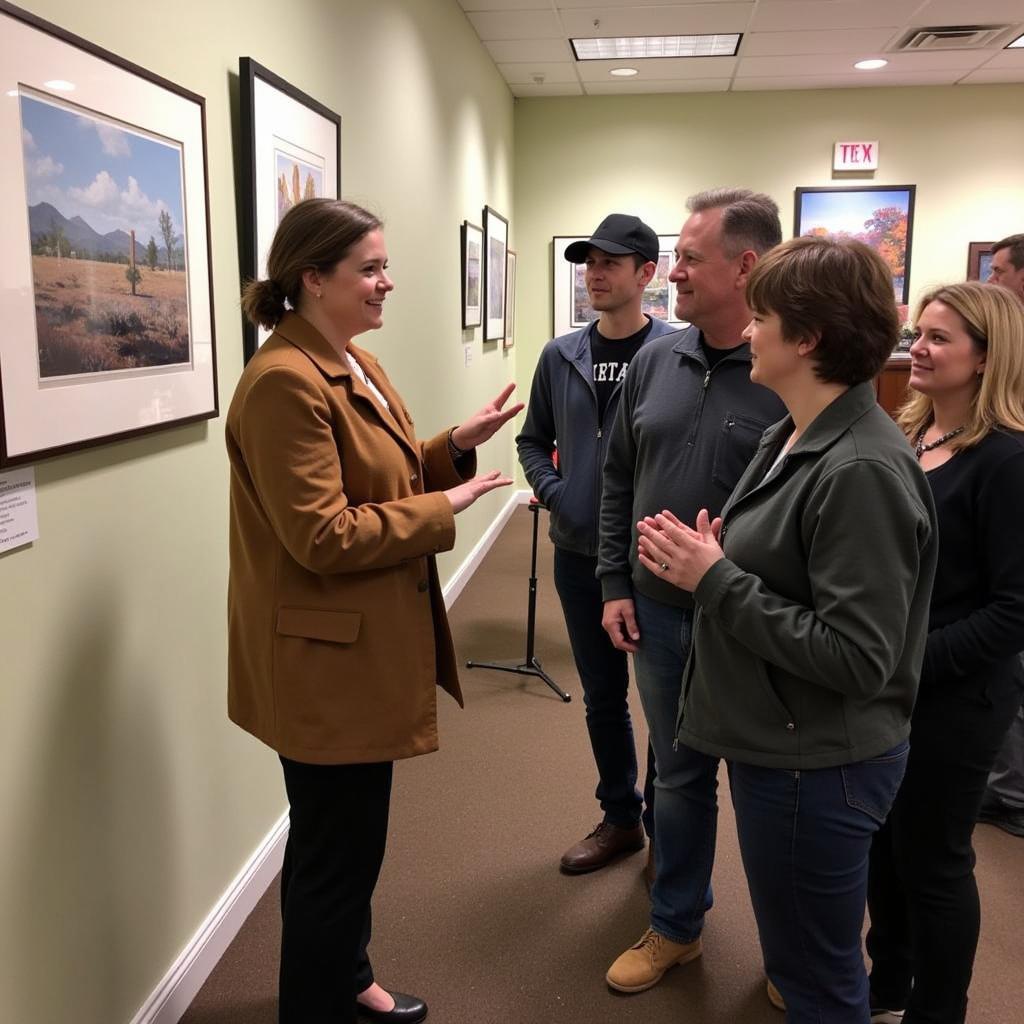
[28,201,156,261]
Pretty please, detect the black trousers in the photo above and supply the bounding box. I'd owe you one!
[866,672,1022,1023]
[278,756,394,1024]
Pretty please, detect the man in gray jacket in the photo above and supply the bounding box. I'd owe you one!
[517,214,676,873]
[599,189,786,992]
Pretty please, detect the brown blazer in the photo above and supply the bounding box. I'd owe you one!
[226,312,474,764]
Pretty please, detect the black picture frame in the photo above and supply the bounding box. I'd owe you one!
[482,205,508,343]
[460,220,483,329]
[239,58,341,361]
[793,184,916,306]
[0,0,218,468]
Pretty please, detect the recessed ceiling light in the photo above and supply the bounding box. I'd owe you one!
[854,59,888,71]
[610,67,639,77]
[572,35,741,61]
[6,89,18,98]
[1008,33,1024,48]
[43,79,75,91]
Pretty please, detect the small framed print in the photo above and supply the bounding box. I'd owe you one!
[0,1,217,467]
[460,220,482,329]
[551,234,686,338]
[503,249,517,350]
[967,242,994,282]
[482,205,508,343]
[239,57,341,360]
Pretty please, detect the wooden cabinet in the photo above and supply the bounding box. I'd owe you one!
[876,356,911,419]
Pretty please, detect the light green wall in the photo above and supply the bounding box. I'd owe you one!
[512,86,1024,482]
[0,2,513,1022]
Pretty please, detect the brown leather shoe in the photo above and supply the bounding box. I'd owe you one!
[559,821,645,874]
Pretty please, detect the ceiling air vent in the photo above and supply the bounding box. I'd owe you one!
[893,25,1015,51]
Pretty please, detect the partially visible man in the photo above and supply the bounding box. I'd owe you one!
[599,189,786,993]
[517,214,676,873]
[982,231,1024,837]
[988,233,1024,301]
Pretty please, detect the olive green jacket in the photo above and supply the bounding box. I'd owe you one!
[678,383,938,769]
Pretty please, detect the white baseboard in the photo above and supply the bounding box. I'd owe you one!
[442,488,532,609]
[128,812,289,1024]
[130,494,527,1023]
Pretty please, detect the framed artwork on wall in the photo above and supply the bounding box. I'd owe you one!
[482,205,508,343]
[967,242,994,282]
[239,57,341,361]
[504,249,517,350]
[793,185,916,305]
[460,220,482,329]
[0,0,217,468]
[551,234,686,338]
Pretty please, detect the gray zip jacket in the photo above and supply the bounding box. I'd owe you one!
[678,383,939,770]
[598,325,786,607]
[516,317,676,556]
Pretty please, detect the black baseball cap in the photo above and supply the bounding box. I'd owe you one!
[564,214,659,265]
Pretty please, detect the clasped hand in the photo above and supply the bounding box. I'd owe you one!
[450,383,524,451]
[636,508,724,593]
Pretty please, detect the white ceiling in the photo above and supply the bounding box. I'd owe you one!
[456,0,1024,95]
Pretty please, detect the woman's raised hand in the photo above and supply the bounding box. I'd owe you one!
[444,470,513,514]
[449,383,524,451]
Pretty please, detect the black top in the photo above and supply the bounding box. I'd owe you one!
[922,428,1024,691]
[590,318,653,421]
[700,338,746,369]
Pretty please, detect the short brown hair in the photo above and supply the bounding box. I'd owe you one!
[686,188,782,257]
[746,235,898,385]
[241,199,383,329]
[993,233,1024,271]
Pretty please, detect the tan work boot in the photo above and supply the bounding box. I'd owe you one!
[766,978,785,1011]
[605,928,703,993]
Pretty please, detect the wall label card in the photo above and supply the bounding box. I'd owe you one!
[0,467,39,553]
[833,140,879,171]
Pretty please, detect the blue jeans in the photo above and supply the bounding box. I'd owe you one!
[731,743,909,1024]
[553,548,654,834]
[632,592,718,943]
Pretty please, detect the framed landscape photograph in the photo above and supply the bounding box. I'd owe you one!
[504,249,517,350]
[239,58,341,360]
[482,205,508,343]
[967,242,994,282]
[0,1,217,468]
[551,234,686,338]
[460,220,482,329]
[794,185,916,305]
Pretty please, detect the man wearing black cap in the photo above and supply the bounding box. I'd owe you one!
[599,189,786,995]
[517,214,677,874]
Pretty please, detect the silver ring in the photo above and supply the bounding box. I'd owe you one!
[659,562,670,572]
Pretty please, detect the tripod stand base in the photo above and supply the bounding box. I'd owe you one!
[466,657,572,703]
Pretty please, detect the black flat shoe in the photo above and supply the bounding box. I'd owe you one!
[357,990,428,1024]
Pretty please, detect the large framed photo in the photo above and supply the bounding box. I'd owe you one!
[794,185,916,305]
[239,58,341,360]
[504,249,517,350]
[552,234,686,338]
[967,242,994,282]
[0,1,217,468]
[460,220,482,329]
[482,205,508,343]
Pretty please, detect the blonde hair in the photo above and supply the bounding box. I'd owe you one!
[897,282,1024,449]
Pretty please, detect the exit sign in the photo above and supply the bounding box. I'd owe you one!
[833,140,879,171]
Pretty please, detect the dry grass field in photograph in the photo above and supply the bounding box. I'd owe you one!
[31,255,190,378]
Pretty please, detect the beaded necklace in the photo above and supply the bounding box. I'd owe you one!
[914,424,965,460]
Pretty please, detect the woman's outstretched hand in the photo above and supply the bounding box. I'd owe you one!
[444,470,513,513]
[450,383,524,451]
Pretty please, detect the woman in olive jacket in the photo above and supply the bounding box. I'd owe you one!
[229,199,519,1024]
[636,237,937,1024]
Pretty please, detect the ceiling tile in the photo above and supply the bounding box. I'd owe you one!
[561,4,753,38]
[958,68,1024,84]
[913,0,1024,24]
[466,10,564,40]
[485,38,575,62]
[732,70,963,90]
[575,55,737,80]
[457,0,552,10]
[977,47,1024,70]
[497,61,581,84]
[735,50,991,77]
[510,81,585,97]
[751,1,921,33]
[742,29,895,57]
[583,77,731,94]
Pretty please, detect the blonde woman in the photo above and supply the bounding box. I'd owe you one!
[867,282,1024,1024]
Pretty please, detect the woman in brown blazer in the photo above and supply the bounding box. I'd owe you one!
[229,199,520,1024]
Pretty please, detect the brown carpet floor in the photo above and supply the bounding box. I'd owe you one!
[182,505,1023,1023]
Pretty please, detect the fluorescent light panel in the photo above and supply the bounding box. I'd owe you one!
[1008,33,1024,48]
[571,35,741,61]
